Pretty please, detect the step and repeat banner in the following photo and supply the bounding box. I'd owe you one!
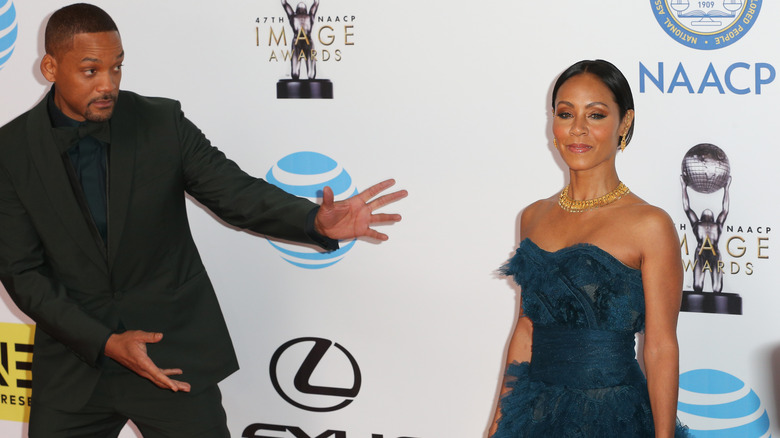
[0,1,777,437]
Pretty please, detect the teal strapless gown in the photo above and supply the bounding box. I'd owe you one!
[494,239,689,437]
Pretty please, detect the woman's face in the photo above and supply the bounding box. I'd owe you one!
[552,73,633,173]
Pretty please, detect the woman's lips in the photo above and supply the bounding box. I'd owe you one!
[567,143,592,153]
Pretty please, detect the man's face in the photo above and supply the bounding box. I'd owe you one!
[41,31,124,122]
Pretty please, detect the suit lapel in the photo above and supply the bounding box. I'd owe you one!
[25,99,108,273]
[106,92,136,269]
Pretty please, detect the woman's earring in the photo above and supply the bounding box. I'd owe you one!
[620,135,627,152]
[553,138,558,148]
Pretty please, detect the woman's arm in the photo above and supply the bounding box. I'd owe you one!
[488,202,544,436]
[488,314,533,437]
[638,208,683,438]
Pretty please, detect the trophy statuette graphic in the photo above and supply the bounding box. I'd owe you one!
[680,143,741,314]
[278,0,333,99]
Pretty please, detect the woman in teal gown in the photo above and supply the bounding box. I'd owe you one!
[489,60,689,437]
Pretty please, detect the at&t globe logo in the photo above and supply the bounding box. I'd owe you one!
[0,0,17,71]
[677,369,771,437]
[651,0,761,50]
[266,151,357,269]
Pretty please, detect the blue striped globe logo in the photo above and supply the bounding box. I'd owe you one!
[265,151,358,269]
[0,0,17,71]
[678,369,771,437]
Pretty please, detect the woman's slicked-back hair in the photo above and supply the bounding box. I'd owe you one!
[552,59,635,146]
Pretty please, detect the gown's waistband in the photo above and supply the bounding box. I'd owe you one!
[528,326,645,389]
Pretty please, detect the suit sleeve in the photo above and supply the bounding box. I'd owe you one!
[173,102,336,248]
[0,164,112,367]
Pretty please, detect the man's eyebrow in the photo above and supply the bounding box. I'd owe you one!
[79,51,124,63]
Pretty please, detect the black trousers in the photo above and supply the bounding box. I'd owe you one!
[28,364,230,438]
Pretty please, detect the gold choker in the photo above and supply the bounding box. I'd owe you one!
[558,182,630,213]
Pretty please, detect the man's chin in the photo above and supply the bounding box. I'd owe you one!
[84,109,114,122]
[85,97,118,122]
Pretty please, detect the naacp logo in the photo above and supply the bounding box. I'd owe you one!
[678,369,771,436]
[269,337,361,412]
[265,151,358,269]
[650,0,761,50]
[0,0,18,71]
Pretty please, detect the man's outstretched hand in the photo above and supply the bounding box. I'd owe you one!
[314,178,407,241]
[104,330,191,392]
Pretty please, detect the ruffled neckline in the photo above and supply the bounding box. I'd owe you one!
[520,238,641,274]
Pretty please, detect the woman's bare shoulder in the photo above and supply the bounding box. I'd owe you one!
[520,196,558,234]
[522,195,558,220]
[620,194,678,245]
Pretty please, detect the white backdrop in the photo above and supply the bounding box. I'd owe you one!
[0,1,777,437]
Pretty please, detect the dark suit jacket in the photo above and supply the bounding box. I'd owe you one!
[0,90,324,410]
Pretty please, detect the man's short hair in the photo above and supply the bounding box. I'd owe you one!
[45,3,118,57]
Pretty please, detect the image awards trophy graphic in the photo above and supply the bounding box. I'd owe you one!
[680,143,741,314]
[278,0,333,99]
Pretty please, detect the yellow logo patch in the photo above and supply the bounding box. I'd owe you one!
[0,322,34,422]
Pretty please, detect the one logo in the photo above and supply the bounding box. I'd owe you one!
[650,0,761,50]
[269,337,361,412]
[0,0,18,71]
[265,151,358,269]
[256,0,356,99]
[678,369,771,437]
[277,0,333,98]
[679,144,741,314]
[0,322,34,423]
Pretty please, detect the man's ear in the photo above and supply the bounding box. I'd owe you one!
[40,54,57,83]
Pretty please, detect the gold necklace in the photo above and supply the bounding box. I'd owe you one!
[558,181,630,213]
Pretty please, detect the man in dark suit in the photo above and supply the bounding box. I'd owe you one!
[0,3,406,437]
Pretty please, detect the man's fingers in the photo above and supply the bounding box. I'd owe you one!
[141,331,164,343]
[152,370,190,392]
[106,331,191,392]
[370,213,402,224]
[322,185,335,206]
[366,230,388,241]
[174,380,192,392]
[367,191,408,211]
[357,179,396,202]
[146,368,191,392]
[161,368,184,377]
[137,367,176,390]
[161,375,191,393]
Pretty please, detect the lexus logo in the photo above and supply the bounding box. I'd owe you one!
[270,337,362,412]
